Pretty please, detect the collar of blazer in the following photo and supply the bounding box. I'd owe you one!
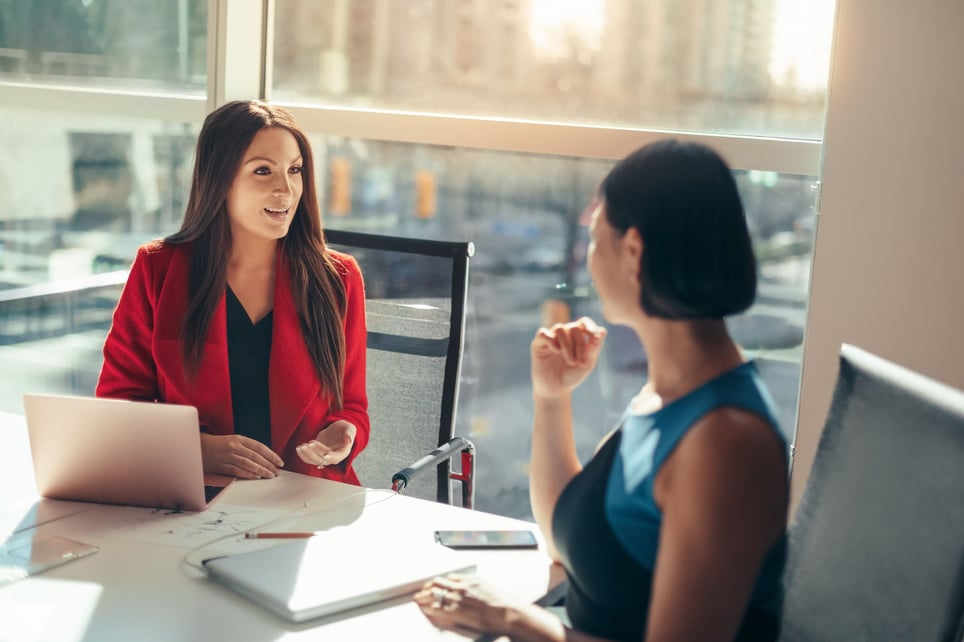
[152,243,323,446]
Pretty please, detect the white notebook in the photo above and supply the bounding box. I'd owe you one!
[203,531,476,623]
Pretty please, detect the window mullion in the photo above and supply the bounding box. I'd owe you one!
[208,0,268,111]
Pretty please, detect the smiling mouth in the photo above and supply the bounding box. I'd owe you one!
[264,207,290,218]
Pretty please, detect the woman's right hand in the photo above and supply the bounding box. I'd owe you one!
[199,433,284,480]
[530,316,607,399]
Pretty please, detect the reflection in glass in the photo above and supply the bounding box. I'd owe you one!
[273,0,835,138]
[0,0,207,92]
[0,108,198,412]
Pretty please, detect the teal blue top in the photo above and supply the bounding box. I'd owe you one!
[604,360,788,614]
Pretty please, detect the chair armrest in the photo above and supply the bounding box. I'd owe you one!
[391,436,473,491]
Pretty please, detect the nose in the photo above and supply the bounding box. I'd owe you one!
[273,174,293,196]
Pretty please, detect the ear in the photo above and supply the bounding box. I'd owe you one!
[622,227,643,282]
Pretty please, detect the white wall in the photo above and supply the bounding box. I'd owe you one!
[792,0,964,510]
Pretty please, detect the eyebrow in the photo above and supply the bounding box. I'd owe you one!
[243,155,303,166]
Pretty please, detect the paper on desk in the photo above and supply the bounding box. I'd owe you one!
[69,503,295,548]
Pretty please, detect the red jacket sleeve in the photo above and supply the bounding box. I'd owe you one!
[96,244,161,401]
[325,252,370,469]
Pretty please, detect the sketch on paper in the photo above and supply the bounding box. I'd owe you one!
[93,504,293,547]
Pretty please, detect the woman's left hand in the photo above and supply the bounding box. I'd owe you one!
[414,574,517,637]
[296,420,356,468]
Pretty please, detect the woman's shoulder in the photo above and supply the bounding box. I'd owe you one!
[133,239,185,261]
[128,240,192,283]
[326,248,362,279]
[679,406,786,480]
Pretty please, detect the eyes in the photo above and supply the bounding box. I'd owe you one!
[253,165,303,176]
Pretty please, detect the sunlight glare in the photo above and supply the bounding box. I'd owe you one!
[529,0,604,61]
[0,578,103,642]
[770,0,837,90]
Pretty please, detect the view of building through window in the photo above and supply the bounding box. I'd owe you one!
[0,0,830,518]
[273,0,834,138]
[0,0,207,91]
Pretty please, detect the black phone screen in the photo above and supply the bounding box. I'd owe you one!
[434,529,538,549]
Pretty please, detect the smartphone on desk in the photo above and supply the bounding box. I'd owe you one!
[434,529,538,550]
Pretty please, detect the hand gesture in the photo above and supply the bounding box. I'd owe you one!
[199,433,284,480]
[296,419,357,468]
[530,316,607,399]
[415,574,522,637]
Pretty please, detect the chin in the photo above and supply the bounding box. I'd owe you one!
[267,223,293,238]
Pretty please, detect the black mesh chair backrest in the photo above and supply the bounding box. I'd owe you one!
[779,344,964,642]
[324,229,473,504]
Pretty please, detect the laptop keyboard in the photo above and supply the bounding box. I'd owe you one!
[204,485,227,503]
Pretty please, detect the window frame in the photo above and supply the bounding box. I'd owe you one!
[0,0,823,176]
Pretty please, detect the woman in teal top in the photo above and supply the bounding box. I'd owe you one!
[417,140,790,641]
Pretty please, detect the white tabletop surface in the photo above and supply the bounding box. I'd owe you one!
[0,411,563,641]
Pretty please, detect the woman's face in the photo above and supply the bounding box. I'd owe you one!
[587,200,640,324]
[226,127,303,245]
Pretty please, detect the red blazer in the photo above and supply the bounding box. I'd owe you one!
[96,241,370,485]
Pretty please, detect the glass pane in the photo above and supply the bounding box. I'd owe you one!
[316,137,816,519]
[0,106,199,412]
[0,0,207,93]
[273,0,835,138]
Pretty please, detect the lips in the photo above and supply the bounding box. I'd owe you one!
[264,207,290,221]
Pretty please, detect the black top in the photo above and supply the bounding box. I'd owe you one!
[225,286,273,447]
[551,430,779,642]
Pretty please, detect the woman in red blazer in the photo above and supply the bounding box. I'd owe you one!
[97,100,369,485]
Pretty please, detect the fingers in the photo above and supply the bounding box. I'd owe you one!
[296,440,342,468]
[251,439,285,469]
[298,421,357,468]
[200,433,283,480]
[414,577,467,619]
[236,437,283,477]
[226,445,282,480]
[414,584,462,612]
[414,575,496,635]
[532,317,607,366]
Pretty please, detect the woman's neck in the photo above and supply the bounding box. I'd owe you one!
[633,318,743,410]
[228,237,279,275]
[226,238,279,323]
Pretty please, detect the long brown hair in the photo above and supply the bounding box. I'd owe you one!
[166,100,348,408]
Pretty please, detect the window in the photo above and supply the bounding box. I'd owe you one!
[273,0,834,138]
[0,0,833,520]
[0,0,207,93]
[312,137,814,517]
[0,109,198,411]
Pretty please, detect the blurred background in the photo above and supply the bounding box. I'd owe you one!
[0,0,834,519]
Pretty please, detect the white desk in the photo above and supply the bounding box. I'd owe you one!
[0,412,564,641]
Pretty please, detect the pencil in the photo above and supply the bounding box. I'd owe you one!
[243,532,321,539]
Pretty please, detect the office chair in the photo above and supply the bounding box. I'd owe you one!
[779,344,964,642]
[324,229,476,508]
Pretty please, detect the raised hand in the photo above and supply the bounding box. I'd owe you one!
[530,316,607,399]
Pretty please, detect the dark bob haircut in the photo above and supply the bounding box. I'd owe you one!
[600,139,757,319]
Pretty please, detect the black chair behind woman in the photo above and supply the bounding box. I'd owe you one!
[779,344,964,642]
[324,229,476,507]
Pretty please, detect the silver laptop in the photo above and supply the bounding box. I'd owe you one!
[22,393,234,512]
[203,532,476,623]
[204,527,476,623]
